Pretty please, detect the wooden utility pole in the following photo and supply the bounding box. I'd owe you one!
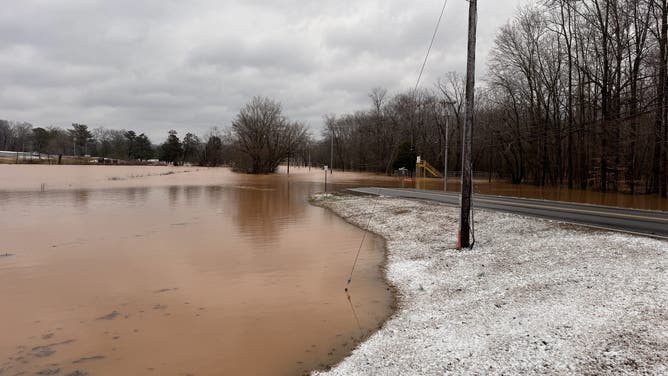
[444,114,448,191]
[442,100,455,191]
[458,0,477,250]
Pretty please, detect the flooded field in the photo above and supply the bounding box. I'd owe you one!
[0,166,395,376]
[422,178,668,211]
[1,165,665,376]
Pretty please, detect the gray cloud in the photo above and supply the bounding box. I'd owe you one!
[189,35,319,73]
[0,0,524,141]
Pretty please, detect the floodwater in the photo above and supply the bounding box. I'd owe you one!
[418,178,668,212]
[0,165,395,376]
[2,165,665,376]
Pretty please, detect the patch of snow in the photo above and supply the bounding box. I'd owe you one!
[311,193,668,375]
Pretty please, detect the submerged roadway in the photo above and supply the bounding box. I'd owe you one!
[348,187,668,240]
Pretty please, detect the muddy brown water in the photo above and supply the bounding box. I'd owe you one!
[0,166,399,376]
[418,178,668,211]
[1,165,665,376]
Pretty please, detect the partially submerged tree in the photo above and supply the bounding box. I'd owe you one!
[231,96,307,173]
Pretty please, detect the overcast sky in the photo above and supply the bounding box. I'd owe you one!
[1,0,524,141]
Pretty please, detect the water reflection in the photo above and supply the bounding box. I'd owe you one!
[124,187,149,203]
[72,190,89,207]
[183,186,203,204]
[0,168,392,376]
[228,181,308,243]
[157,182,309,244]
[0,191,10,208]
[167,185,180,206]
[205,185,225,206]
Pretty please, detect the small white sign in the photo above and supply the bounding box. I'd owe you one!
[416,156,421,164]
[324,165,328,171]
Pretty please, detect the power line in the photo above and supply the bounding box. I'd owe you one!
[415,0,450,92]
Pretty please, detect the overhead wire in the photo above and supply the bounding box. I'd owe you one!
[414,0,450,92]
[412,0,474,248]
[347,1,455,287]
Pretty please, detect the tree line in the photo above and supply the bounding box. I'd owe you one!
[0,97,301,170]
[1,120,155,162]
[309,0,668,197]
[487,0,668,196]
[4,0,668,195]
[137,97,306,171]
[0,120,226,166]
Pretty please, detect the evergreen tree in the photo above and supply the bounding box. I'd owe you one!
[124,130,137,159]
[203,135,223,166]
[182,132,201,164]
[135,133,154,160]
[68,123,94,156]
[159,130,182,165]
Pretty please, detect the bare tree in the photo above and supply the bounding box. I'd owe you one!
[231,96,307,174]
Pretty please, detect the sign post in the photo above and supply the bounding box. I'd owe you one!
[324,165,328,193]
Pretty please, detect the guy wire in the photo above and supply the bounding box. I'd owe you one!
[414,0,450,91]
[346,187,382,287]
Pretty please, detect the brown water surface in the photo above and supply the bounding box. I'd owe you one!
[418,178,668,211]
[0,165,395,376]
[2,165,665,375]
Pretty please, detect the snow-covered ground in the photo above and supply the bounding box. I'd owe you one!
[312,193,667,375]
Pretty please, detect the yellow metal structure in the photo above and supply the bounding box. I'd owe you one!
[416,160,443,178]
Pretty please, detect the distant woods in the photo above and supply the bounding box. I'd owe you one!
[0,120,224,166]
[486,0,668,196]
[0,96,305,171]
[3,0,668,193]
[0,120,156,163]
[311,0,668,197]
[156,129,225,167]
[142,96,308,172]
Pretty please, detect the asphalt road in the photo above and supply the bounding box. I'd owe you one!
[348,187,668,240]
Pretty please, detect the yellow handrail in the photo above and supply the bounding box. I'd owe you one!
[417,160,443,178]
